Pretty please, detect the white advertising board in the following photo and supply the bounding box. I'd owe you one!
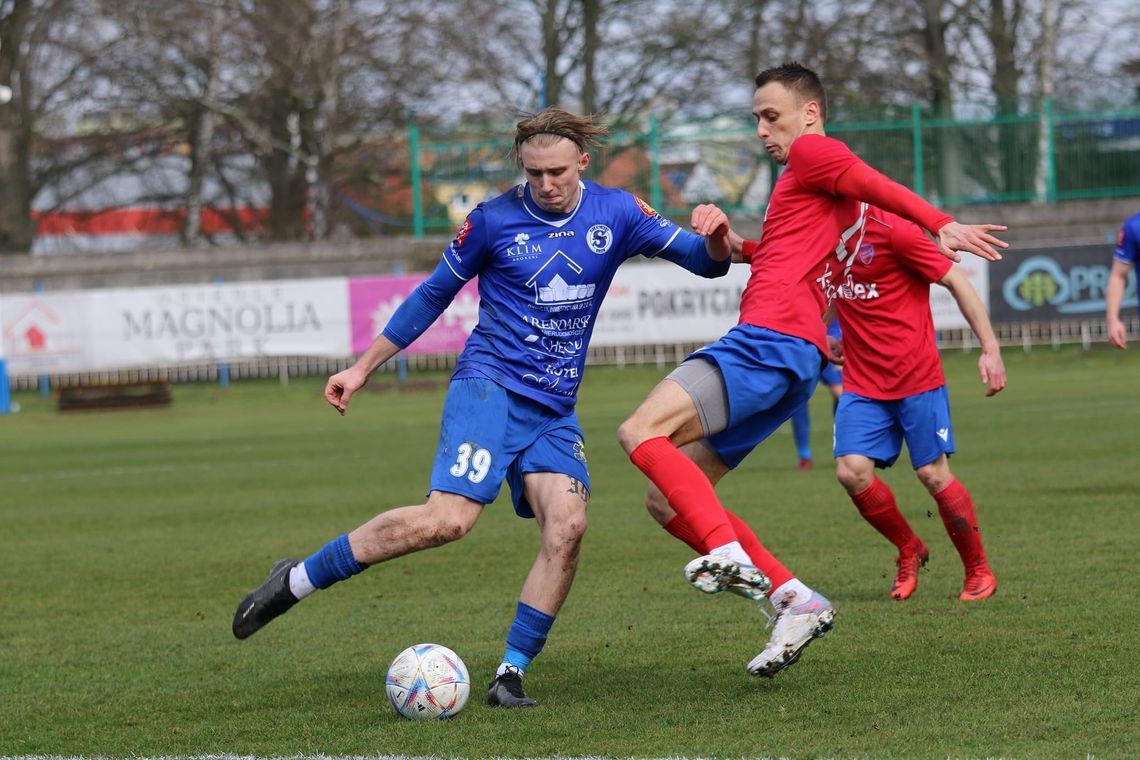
[1,278,350,374]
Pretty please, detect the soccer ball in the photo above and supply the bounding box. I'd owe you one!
[385,643,471,720]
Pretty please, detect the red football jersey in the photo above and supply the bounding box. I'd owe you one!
[737,134,868,355]
[830,208,953,400]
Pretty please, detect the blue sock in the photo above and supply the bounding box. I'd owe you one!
[303,534,363,589]
[502,602,555,673]
[792,403,812,459]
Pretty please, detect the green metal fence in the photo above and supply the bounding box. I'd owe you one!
[406,101,1140,237]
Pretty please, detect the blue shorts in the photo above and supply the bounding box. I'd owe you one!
[833,386,956,469]
[429,377,590,518]
[694,325,823,470]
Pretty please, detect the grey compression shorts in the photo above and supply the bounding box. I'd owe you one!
[665,357,729,437]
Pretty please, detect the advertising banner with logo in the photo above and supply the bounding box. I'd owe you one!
[1,290,99,375]
[0,258,1005,380]
[1,279,350,374]
[592,262,751,346]
[348,275,480,354]
[988,244,1135,322]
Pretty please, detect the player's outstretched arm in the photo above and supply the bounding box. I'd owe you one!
[939,267,1006,396]
[325,334,401,415]
[936,222,1009,263]
[1105,259,1132,350]
[829,157,1008,262]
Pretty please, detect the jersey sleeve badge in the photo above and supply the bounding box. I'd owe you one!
[634,195,657,217]
[454,216,473,248]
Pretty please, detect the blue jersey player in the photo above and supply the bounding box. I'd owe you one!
[1107,210,1140,350]
[231,108,733,708]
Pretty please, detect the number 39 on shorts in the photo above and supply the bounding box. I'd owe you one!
[449,442,492,483]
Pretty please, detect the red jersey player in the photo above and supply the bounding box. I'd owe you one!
[619,62,1008,678]
[827,208,1005,602]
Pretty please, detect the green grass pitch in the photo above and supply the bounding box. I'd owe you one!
[1,347,1137,759]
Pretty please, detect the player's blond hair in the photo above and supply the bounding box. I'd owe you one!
[512,108,609,165]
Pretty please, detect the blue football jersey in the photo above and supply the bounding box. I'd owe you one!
[441,180,702,414]
[1115,211,1140,311]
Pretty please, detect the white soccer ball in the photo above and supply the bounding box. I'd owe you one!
[385,643,471,720]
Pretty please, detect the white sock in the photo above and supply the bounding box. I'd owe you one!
[709,540,752,566]
[769,578,812,607]
[288,562,317,600]
[496,662,524,677]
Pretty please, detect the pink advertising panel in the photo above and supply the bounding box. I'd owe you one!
[349,275,480,354]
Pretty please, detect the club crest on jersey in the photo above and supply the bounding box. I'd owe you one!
[587,224,613,254]
[454,217,473,248]
[858,243,875,265]
[634,196,657,217]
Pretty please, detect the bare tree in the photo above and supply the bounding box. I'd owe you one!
[0,0,34,252]
[0,0,127,253]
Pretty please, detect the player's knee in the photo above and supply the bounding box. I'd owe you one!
[423,501,479,545]
[429,514,473,545]
[544,505,588,550]
[616,416,646,454]
[835,460,871,493]
[915,464,951,494]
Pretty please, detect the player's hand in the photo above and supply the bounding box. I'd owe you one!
[691,203,729,238]
[826,334,845,366]
[978,350,1006,397]
[692,203,732,262]
[937,222,1009,262]
[325,367,368,415]
[1108,320,1128,350]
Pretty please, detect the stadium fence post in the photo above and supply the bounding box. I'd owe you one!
[409,115,424,239]
[649,114,661,212]
[1043,97,1057,203]
[911,104,925,197]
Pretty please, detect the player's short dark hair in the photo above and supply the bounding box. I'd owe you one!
[512,108,609,165]
[754,62,828,123]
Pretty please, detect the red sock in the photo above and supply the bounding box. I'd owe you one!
[934,478,988,570]
[663,515,705,554]
[630,437,736,549]
[725,510,795,590]
[851,477,921,552]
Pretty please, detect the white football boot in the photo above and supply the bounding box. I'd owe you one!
[684,554,771,601]
[747,589,835,677]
